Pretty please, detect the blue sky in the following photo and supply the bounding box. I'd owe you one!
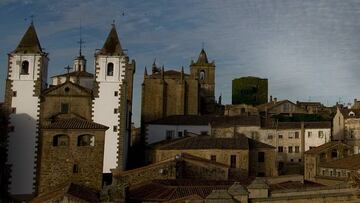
[1,0,360,125]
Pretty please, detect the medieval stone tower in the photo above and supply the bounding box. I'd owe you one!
[190,48,216,114]
[92,24,135,172]
[5,23,49,195]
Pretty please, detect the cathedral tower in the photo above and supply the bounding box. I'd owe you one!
[190,48,216,114]
[5,23,49,195]
[92,24,135,172]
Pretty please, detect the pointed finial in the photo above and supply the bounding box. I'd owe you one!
[202,42,205,50]
[144,66,148,76]
[152,58,156,66]
[25,14,35,25]
[112,20,115,27]
[77,20,85,56]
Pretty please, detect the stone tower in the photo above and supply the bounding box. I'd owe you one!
[5,23,49,195]
[92,24,135,172]
[190,48,216,114]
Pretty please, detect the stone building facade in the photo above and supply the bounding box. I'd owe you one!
[37,80,108,195]
[141,48,219,124]
[333,108,360,152]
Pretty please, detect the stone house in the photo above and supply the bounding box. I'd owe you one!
[296,101,324,114]
[37,80,108,195]
[224,104,259,116]
[333,108,360,151]
[145,115,212,144]
[304,141,353,185]
[256,99,307,116]
[150,135,278,177]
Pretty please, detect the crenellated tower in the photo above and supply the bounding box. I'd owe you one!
[5,23,49,195]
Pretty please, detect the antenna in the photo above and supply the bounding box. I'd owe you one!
[77,20,85,56]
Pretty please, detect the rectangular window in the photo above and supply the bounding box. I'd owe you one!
[278,134,283,139]
[268,134,273,139]
[230,155,236,168]
[200,131,208,136]
[278,146,283,152]
[318,131,324,138]
[61,103,69,113]
[295,132,299,139]
[258,152,265,163]
[288,146,293,153]
[113,126,118,132]
[298,159,302,162]
[210,155,216,161]
[73,164,79,173]
[288,133,293,139]
[114,108,118,114]
[12,91,17,97]
[114,91,118,96]
[178,131,183,137]
[166,130,175,140]
[295,146,300,153]
[308,131,312,138]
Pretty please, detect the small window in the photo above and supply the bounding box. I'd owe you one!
[258,152,265,163]
[114,91,118,96]
[278,146,283,152]
[11,108,16,113]
[77,134,95,146]
[200,131,208,136]
[114,108,118,114]
[295,146,300,153]
[330,170,333,176]
[288,146,293,153]
[308,131,312,137]
[199,70,205,80]
[337,171,341,177]
[53,134,69,146]
[278,134,283,139]
[318,131,324,138]
[113,126,118,132]
[20,60,29,75]
[298,159,302,162]
[290,159,294,162]
[210,155,216,161]
[107,62,114,76]
[64,87,70,92]
[331,149,338,159]
[295,132,299,139]
[12,91,17,97]
[73,164,79,173]
[267,134,273,139]
[61,103,69,113]
[230,155,236,168]
[178,131,183,137]
[166,130,174,140]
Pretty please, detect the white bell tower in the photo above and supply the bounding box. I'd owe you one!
[5,23,48,195]
[92,24,132,173]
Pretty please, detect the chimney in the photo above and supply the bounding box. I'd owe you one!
[274,97,277,103]
[269,95,273,102]
[355,99,357,104]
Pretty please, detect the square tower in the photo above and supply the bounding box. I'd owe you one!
[4,23,48,195]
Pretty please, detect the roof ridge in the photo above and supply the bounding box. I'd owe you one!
[14,24,43,54]
[97,25,123,56]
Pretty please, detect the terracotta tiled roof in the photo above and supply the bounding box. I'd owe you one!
[304,121,331,129]
[340,109,360,119]
[304,141,351,154]
[156,136,250,150]
[148,115,260,127]
[248,139,275,149]
[129,179,235,202]
[42,80,92,95]
[43,118,108,129]
[263,121,331,129]
[51,71,94,78]
[319,154,360,170]
[13,24,42,54]
[270,181,324,191]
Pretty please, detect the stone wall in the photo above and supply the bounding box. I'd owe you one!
[37,129,105,194]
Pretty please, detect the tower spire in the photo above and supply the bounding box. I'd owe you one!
[77,20,85,56]
[14,23,42,54]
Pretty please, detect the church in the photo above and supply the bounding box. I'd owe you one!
[3,22,135,199]
[141,48,222,125]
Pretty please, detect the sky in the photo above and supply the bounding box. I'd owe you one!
[1,0,360,126]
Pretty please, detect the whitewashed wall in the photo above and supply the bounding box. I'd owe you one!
[146,124,210,144]
[93,56,126,172]
[7,54,48,195]
[304,128,331,151]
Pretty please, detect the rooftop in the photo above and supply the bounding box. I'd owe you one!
[42,117,108,130]
[13,23,43,54]
[305,141,351,154]
[319,154,360,170]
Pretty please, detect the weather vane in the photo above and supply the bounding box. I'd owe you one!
[24,14,35,24]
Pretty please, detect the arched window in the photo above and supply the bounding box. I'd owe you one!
[77,134,95,146]
[53,134,69,146]
[21,60,29,75]
[107,63,114,76]
[199,70,205,80]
